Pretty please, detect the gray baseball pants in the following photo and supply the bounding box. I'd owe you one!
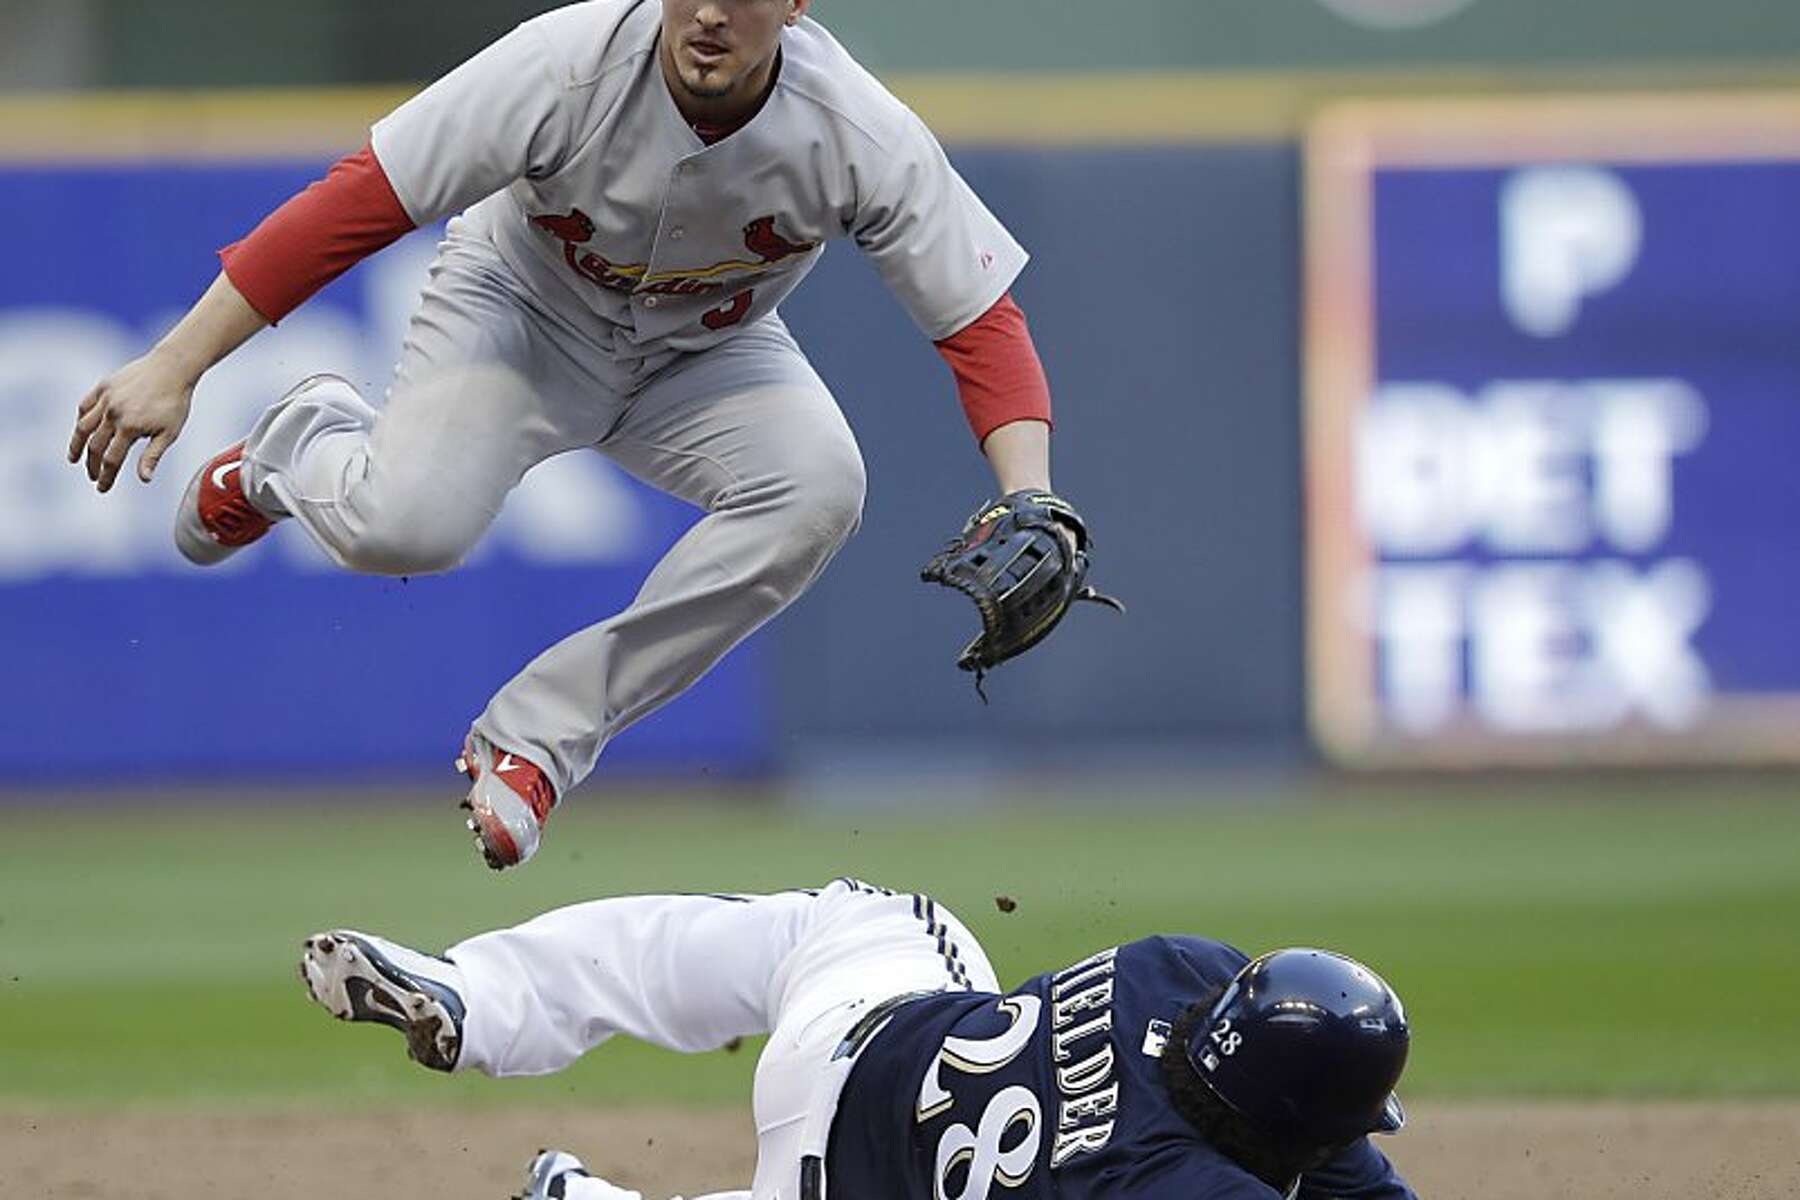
[239,233,865,795]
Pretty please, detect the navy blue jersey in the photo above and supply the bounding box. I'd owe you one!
[828,936,1416,1200]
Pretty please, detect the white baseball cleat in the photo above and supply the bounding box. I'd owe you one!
[457,730,558,871]
[298,930,466,1072]
[513,1150,643,1200]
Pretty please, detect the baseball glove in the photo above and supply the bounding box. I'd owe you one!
[921,489,1123,693]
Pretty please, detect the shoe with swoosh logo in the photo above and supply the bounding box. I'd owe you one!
[456,730,558,871]
[298,930,466,1072]
[173,440,278,565]
[173,373,347,565]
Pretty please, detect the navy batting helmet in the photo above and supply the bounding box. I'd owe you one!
[1184,948,1409,1148]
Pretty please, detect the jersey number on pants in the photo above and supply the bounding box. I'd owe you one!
[917,996,1044,1200]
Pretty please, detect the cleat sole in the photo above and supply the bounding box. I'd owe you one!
[298,931,463,1071]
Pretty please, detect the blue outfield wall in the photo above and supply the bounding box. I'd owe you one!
[775,145,1308,763]
[0,145,1307,781]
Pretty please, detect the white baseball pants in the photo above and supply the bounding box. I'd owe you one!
[239,230,866,795]
[441,880,998,1200]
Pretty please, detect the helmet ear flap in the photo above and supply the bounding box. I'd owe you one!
[1184,949,1410,1149]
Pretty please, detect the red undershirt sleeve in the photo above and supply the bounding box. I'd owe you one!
[934,292,1054,444]
[218,143,416,325]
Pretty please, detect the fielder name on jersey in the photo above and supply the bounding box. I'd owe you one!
[829,936,1415,1199]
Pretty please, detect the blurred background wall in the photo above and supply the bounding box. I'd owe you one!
[9,0,1800,84]
[5,0,1800,784]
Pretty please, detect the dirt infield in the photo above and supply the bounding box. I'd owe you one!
[6,1102,1799,1199]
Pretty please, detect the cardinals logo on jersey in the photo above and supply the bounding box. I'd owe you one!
[529,208,817,299]
[530,209,596,244]
[531,208,644,292]
[742,215,815,263]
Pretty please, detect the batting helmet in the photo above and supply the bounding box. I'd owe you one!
[1184,948,1409,1148]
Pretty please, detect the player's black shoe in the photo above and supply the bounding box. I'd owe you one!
[298,930,466,1072]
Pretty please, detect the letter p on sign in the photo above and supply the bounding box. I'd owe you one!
[1501,166,1642,338]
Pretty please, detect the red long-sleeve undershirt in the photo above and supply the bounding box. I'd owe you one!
[219,144,414,325]
[219,144,1052,442]
[934,293,1053,443]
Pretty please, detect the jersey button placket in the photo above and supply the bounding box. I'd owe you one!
[650,157,699,313]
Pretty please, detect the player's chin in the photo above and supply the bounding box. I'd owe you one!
[679,62,741,100]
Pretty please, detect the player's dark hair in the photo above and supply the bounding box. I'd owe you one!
[1159,991,1334,1191]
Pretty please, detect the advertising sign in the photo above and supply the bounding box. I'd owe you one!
[1305,94,1800,765]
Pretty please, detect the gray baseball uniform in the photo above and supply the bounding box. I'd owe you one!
[239,0,1028,794]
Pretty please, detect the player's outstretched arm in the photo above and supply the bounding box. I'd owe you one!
[67,270,267,493]
[919,296,1123,683]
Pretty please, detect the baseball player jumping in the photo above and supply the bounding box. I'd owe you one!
[299,879,1418,1200]
[67,0,1112,869]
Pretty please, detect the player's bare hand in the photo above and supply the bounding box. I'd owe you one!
[69,349,198,493]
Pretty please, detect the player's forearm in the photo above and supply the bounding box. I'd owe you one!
[981,418,1053,493]
[935,293,1055,493]
[150,270,270,385]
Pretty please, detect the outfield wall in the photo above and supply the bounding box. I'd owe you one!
[9,86,1800,780]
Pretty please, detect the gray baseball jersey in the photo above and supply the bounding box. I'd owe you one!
[241,0,1030,802]
[369,0,1029,367]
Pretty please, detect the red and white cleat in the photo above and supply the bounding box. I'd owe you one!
[173,440,278,565]
[457,731,557,871]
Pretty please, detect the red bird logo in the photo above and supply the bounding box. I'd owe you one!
[531,209,597,244]
[743,215,815,263]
